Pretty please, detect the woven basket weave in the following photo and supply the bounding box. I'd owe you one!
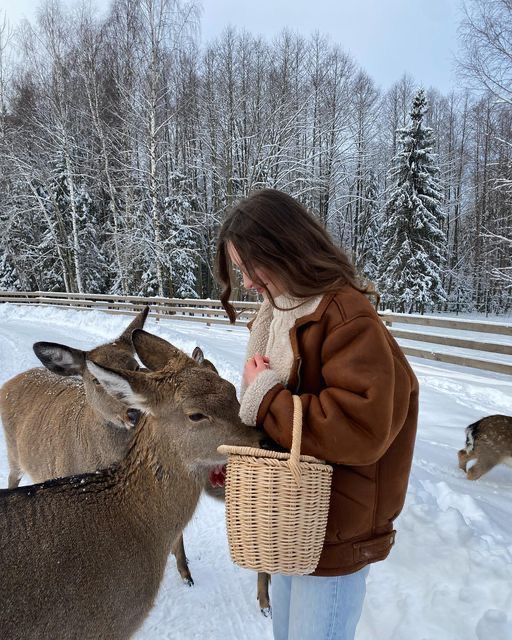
[218,396,333,575]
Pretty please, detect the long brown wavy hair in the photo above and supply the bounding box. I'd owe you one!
[215,189,379,323]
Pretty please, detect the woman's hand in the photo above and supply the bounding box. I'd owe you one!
[243,353,270,386]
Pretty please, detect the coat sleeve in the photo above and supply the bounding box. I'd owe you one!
[256,315,413,466]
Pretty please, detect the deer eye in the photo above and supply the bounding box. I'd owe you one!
[126,409,141,426]
[92,377,101,387]
[188,413,207,422]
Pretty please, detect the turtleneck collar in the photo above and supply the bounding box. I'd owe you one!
[271,293,316,316]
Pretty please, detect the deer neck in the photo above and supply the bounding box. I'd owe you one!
[79,397,101,424]
[116,416,203,545]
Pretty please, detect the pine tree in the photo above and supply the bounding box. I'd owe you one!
[0,252,20,290]
[163,171,198,298]
[74,186,110,293]
[378,89,447,313]
[355,169,381,284]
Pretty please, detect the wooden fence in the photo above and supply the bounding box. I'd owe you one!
[0,290,259,324]
[1,291,511,376]
[379,311,512,376]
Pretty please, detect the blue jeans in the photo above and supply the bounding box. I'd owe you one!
[271,566,369,640]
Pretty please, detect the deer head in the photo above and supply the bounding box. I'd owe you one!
[86,329,258,473]
[32,307,149,429]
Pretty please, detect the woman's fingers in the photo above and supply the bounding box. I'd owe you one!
[243,354,271,385]
[254,353,270,369]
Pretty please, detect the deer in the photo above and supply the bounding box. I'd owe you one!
[0,330,261,640]
[0,313,271,612]
[0,307,192,584]
[458,415,512,480]
[0,307,150,488]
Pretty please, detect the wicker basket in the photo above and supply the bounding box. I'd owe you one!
[218,396,333,575]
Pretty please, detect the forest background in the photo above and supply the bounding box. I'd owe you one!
[0,0,510,314]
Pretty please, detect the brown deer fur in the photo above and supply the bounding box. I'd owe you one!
[0,309,196,584]
[0,308,149,488]
[458,415,512,480]
[0,330,259,640]
[0,312,270,610]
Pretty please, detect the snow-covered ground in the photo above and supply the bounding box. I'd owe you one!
[0,303,511,640]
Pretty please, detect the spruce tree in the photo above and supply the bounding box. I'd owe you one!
[0,253,21,290]
[356,169,381,284]
[378,89,447,313]
[163,171,198,298]
[74,186,110,293]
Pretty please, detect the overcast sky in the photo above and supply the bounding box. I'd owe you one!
[0,0,464,93]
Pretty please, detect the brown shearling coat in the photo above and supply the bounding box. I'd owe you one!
[254,286,419,576]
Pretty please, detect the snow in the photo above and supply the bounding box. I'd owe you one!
[0,303,511,640]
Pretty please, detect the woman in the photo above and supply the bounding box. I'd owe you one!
[215,189,419,640]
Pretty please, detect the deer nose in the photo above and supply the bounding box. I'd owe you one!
[126,409,141,427]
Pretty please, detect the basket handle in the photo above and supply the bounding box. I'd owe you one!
[288,395,303,487]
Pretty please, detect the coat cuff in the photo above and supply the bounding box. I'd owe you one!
[239,369,282,426]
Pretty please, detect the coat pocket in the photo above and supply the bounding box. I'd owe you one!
[352,530,396,563]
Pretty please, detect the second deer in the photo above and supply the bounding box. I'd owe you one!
[458,414,512,480]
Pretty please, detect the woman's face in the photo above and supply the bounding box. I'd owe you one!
[227,242,284,299]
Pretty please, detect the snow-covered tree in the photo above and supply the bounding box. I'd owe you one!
[74,186,110,293]
[0,252,20,290]
[354,168,381,283]
[378,89,447,313]
[163,171,198,298]
[0,4,510,313]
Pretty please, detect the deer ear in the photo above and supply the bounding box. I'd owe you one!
[192,347,218,373]
[191,346,204,365]
[86,360,149,410]
[117,307,150,350]
[132,330,195,371]
[33,342,86,376]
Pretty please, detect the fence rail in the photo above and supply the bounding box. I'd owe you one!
[1,291,511,376]
[379,311,511,375]
[0,290,258,325]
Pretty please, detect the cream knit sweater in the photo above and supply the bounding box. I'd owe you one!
[239,293,323,426]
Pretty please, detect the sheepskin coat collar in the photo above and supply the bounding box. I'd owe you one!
[239,293,323,426]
